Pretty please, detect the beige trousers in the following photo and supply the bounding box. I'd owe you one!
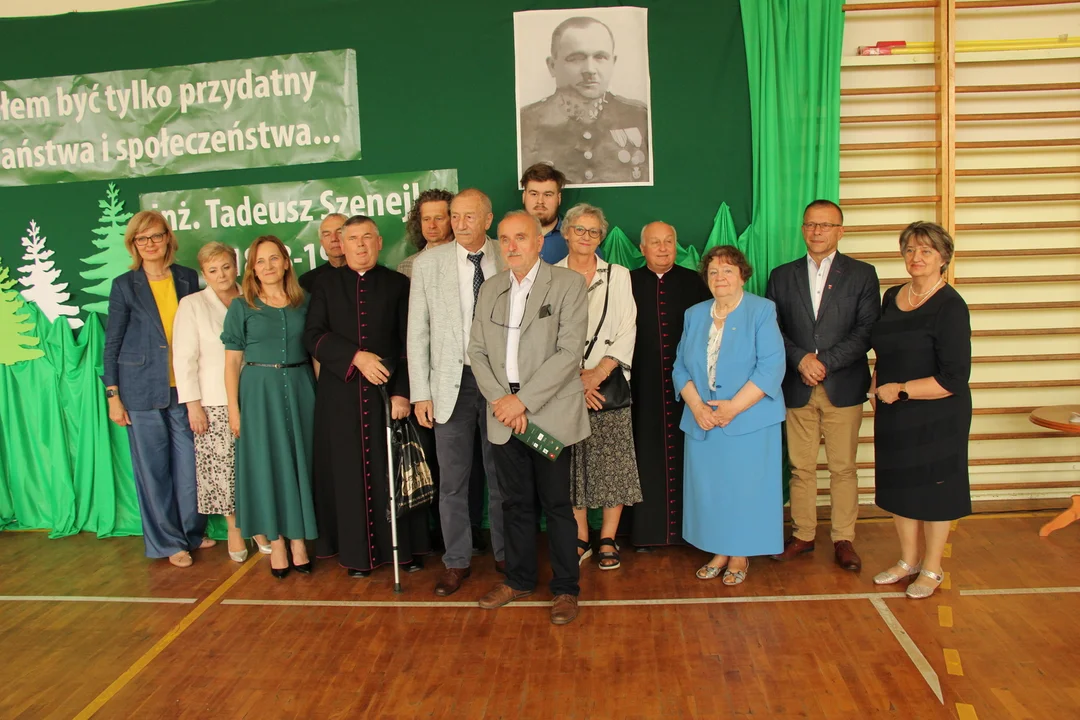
[785,384,863,543]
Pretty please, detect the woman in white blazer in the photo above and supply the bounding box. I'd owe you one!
[172,242,270,562]
[556,203,641,572]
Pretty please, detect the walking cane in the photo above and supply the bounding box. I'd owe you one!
[379,385,403,594]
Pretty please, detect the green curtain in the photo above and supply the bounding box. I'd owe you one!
[705,0,844,295]
[599,227,703,273]
[0,307,142,537]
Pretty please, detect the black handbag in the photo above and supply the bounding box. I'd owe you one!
[582,270,632,412]
[379,387,436,520]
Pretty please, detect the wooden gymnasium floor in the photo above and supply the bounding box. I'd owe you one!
[2,512,1078,719]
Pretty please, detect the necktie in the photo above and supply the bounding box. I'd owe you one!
[467,251,484,316]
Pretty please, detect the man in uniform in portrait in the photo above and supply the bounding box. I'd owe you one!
[520,16,650,185]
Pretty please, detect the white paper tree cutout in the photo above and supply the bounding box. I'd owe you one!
[80,182,134,316]
[0,255,45,365]
[17,220,84,329]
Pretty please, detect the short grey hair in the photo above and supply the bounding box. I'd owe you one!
[501,209,543,237]
[563,203,610,241]
[640,220,677,246]
[899,221,954,274]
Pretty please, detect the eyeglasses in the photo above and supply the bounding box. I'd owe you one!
[569,225,603,240]
[134,232,168,246]
[801,222,842,232]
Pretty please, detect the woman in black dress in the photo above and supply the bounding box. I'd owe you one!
[870,222,971,599]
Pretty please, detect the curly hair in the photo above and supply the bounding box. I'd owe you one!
[699,245,753,284]
[405,189,454,250]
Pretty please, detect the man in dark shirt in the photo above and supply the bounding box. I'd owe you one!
[298,213,347,294]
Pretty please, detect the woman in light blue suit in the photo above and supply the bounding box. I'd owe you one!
[673,246,786,585]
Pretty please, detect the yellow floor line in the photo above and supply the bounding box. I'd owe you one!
[956,702,979,719]
[942,571,952,590]
[943,648,965,676]
[938,606,954,628]
[943,543,953,558]
[950,520,959,531]
[72,554,261,720]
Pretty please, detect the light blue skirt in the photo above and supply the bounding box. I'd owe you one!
[682,423,783,557]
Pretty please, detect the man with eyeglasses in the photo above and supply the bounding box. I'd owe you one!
[407,189,507,596]
[765,199,879,573]
[468,210,589,625]
[298,213,347,294]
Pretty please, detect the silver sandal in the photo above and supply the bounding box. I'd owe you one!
[906,568,944,599]
[873,559,922,585]
[722,559,750,586]
[696,563,725,580]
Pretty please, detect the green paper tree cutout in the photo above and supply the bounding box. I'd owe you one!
[80,182,134,315]
[0,254,45,365]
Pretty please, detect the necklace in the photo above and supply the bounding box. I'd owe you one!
[907,278,942,309]
[711,293,743,324]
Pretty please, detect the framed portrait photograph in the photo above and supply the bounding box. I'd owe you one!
[514,6,654,188]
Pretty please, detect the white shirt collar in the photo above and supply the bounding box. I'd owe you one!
[456,240,489,263]
[807,251,837,272]
[511,258,541,289]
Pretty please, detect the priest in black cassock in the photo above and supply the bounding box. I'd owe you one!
[626,222,711,548]
[303,215,430,577]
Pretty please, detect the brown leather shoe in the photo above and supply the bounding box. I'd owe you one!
[434,567,471,597]
[494,560,507,575]
[834,541,862,572]
[550,594,579,625]
[478,582,532,609]
[771,537,815,561]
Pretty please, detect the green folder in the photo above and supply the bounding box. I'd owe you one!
[514,421,565,461]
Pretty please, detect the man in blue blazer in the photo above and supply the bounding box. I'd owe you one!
[765,200,879,572]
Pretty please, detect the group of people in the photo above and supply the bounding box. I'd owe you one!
[101,162,973,626]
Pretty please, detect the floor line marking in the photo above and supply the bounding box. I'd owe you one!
[943,648,965,676]
[955,703,979,720]
[960,586,1080,597]
[72,553,261,720]
[0,595,196,604]
[222,591,910,609]
[938,606,954,628]
[943,543,953,558]
[869,597,944,704]
[219,584,1080,610]
[942,572,952,590]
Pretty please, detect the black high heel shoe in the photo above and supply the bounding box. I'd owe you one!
[270,565,290,580]
[289,541,312,574]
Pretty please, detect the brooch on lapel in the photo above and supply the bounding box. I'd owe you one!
[539,304,553,318]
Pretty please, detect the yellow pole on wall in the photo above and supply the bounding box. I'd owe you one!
[936,0,958,284]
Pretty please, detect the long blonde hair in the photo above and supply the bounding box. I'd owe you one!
[240,235,305,309]
[124,210,179,270]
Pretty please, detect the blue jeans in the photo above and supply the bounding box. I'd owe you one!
[126,389,205,558]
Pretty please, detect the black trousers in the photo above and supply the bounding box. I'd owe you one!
[492,436,579,597]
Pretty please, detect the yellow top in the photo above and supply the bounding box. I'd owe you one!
[149,275,179,387]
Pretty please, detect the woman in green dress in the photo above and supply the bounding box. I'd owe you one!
[223,235,318,579]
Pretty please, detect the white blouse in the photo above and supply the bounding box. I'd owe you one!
[555,256,637,380]
[172,286,235,407]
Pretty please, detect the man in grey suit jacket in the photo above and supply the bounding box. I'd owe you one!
[408,189,506,597]
[468,210,589,626]
[765,200,880,573]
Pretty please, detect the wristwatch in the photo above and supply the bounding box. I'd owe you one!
[897,383,909,402]
[106,388,119,399]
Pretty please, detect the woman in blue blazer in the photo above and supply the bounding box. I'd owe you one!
[102,211,208,567]
[672,246,786,585]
